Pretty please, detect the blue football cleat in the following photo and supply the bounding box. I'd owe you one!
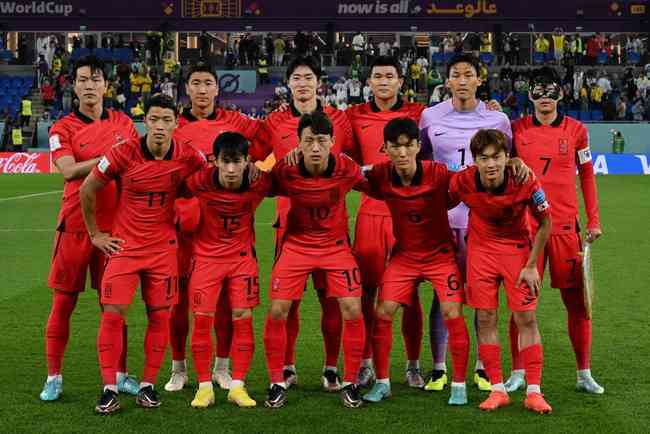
[118,375,140,396]
[448,384,468,406]
[39,377,63,401]
[363,382,391,403]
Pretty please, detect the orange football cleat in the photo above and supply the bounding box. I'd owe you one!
[524,393,552,414]
[479,391,510,411]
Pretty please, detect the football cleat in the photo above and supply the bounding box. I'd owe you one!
[424,370,448,392]
[340,384,363,408]
[136,385,161,408]
[95,389,120,415]
[448,384,468,406]
[406,367,425,388]
[357,365,375,388]
[264,384,287,409]
[190,387,215,408]
[576,377,604,394]
[474,370,492,392]
[524,393,552,414]
[322,369,342,392]
[504,373,526,393]
[212,369,232,390]
[479,391,510,411]
[39,377,63,401]
[283,368,298,389]
[362,382,391,403]
[228,385,257,408]
[164,371,188,392]
[117,375,140,396]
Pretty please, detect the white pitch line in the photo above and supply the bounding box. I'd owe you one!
[0,228,52,232]
[0,190,62,202]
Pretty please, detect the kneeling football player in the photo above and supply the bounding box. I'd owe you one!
[448,129,553,414]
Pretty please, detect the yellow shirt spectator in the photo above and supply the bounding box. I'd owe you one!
[141,74,152,94]
[535,36,550,53]
[130,73,143,94]
[164,57,176,74]
[591,86,603,103]
[552,35,565,52]
[21,99,32,117]
[12,127,23,146]
[409,63,421,81]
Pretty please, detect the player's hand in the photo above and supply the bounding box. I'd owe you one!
[275,101,290,113]
[586,227,602,243]
[508,157,532,184]
[284,147,302,166]
[517,265,541,297]
[248,162,261,182]
[90,232,124,255]
[486,99,503,112]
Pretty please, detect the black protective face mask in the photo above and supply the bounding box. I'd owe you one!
[531,81,562,100]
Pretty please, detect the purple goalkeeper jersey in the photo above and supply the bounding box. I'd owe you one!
[419,99,512,229]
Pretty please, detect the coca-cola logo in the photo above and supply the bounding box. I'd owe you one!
[0,153,45,174]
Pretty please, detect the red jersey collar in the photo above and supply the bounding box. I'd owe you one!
[532,113,564,127]
[298,154,336,178]
[211,166,251,191]
[140,136,174,161]
[475,168,509,195]
[181,107,219,122]
[290,100,323,118]
[390,160,423,187]
[74,108,109,124]
[370,98,404,113]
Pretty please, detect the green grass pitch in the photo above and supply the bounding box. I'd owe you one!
[0,174,648,433]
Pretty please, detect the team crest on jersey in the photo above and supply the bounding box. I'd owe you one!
[558,138,569,155]
[272,278,281,291]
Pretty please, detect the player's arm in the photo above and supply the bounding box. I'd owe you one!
[506,157,532,184]
[517,184,552,296]
[80,171,124,255]
[445,170,462,209]
[248,119,273,163]
[55,155,102,181]
[576,127,602,243]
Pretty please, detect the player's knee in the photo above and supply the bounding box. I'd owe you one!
[339,298,362,320]
[375,300,398,318]
[476,309,497,329]
[440,302,462,320]
[513,311,538,332]
[232,308,252,320]
[103,303,128,317]
[269,302,290,320]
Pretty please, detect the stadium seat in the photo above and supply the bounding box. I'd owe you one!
[95,48,112,61]
[579,110,591,120]
[591,110,603,121]
[115,48,134,63]
[432,52,444,65]
[627,52,641,65]
[533,53,546,65]
[71,47,91,61]
[567,110,579,119]
[479,53,494,65]
[596,52,608,65]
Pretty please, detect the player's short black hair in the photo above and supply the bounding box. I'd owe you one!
[186,62,218,83]
[470,129,509,158]
[297,111,333,138]
[529,66,562,87]
[144,93,178,117]
[369,56,402,77]
[384,117,419,144]
[446,53,481,77]
[286,55,322,80]
[72,55,105,81]
[213,131,249,160]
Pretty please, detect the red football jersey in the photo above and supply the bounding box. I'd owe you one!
[49,109,138,232]
[92,137,206,255]
[512,114,600,234]
[346,100,425,217]
[270,153,364,248]
[448,166,551,252]
[250,102,355,219]
[173,108,260,233]
[365,160,455,260]
[185,167,272,260]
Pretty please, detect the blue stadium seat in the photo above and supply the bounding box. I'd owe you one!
[443,52,454,64]
[431,52,444,65]
[95,48,112,61]
[591,110,603,121]
[479,53,494,65]
[580,110,591,120]
[596,52,608,65]
[533,53,546,65]
[71,47,91,61]
[115,48,133,63]
[567,110,579,119]
[627,52,641,65]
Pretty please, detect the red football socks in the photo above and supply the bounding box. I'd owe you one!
[372,316,393,380]
[479,343,503,385]
[231,317,255,381]
[214,294,233,359]
[284,301,300,366]
[508,314,523,371]
[361,291,376,359]
[45,291,78,375]
[264,316,287,384]
[561,287,592,370]
[169,288,189,361]
[520,343,543,386]
[342,318,365,383]
[320,296,342,367]
[402,299,423,362]
[190,315,213,383]
[97,311,124,385]
[143,309,170,384]
[445,316,470,383]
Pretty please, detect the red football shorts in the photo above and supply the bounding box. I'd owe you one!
[189,257,260,312]
[47,230,106,293]
[270,240,362,300]
[537,233,584,290]
[101,250,179,308]
[274,208,327,291]
[379,250,464,306]
[353,213,395,290]
[466,244,537,312]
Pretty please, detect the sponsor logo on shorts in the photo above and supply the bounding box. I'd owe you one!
[522,295,536,306]
[104,283,112,298]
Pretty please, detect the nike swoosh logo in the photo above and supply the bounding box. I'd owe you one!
[434,132,446,136]
[80,143,87,148]
[281,135,291,140]
[361,124,370,129]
